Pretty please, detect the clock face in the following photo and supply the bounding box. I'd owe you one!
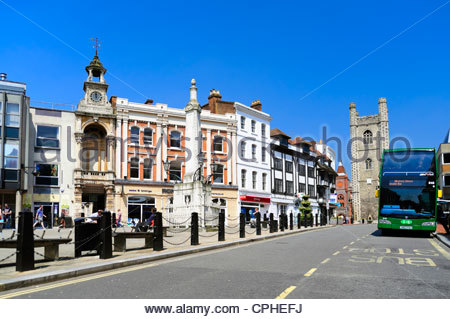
[90,91,102,102]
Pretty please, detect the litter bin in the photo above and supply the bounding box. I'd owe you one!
[74,218,101,257]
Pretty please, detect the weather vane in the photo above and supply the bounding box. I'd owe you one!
[90,37,101,56]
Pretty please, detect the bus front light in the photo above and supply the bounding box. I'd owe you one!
[421,221,435,226]
[379,219,391,225]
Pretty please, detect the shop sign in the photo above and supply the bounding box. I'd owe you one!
[129,189,153,193]
[240,195,270,203]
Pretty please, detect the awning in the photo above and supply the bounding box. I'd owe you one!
[240,195,271,203]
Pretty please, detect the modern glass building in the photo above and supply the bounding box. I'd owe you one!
[0,73,30,226]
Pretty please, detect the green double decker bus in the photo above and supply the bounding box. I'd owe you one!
[377,148,440,235]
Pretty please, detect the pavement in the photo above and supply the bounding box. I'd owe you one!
[435,223,450,248]
[0,223,334,292]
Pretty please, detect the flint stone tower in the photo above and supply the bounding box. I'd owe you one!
[350,98,389,222]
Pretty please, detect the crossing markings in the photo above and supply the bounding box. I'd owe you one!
[321,258,330,264]
[333,251,340,256]
[428,239,450,260]
[356,238,361,241]
[304,268,317,277]
[0,262,160,299]
[275,286,296,299]
[343,246,348,249]
[349,241,355,245]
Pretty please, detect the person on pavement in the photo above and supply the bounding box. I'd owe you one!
[3,204,11,229]
[33,205,46,229]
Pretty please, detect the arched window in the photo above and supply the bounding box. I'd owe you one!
[363,130,373,145]
[144,128,153,145]
[143,158,152,179]
[82,124,107,172]
[338,194,345,201]
[213,164,224,184]
[365,158,372,170]
[169,160,182,181]
[130,127,140,144]
[170,131,181,148]
[213,135,223,152]
[130,157,140,178]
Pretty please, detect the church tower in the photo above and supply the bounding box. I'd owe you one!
[349,98,390,222]
[73,53,116,217]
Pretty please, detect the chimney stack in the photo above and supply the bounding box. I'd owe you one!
[208,89,222,113]
[250,99,262,111]
[0,73,6,81]
[145,99,154,105]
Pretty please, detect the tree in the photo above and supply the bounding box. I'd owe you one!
[298,194,312,226]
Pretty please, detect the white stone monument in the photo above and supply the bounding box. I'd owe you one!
[172,79,219,226]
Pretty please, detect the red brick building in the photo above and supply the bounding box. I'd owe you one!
[335,162,352,221]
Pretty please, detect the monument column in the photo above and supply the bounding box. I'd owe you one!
[183,79,202,182]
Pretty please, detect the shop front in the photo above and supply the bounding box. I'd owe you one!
[115,182,175,224]
[239,194,271,222]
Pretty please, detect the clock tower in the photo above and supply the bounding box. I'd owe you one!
[78,55,112,115]
[73,53,116,218]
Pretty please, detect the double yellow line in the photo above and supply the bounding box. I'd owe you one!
[0,262,159,299]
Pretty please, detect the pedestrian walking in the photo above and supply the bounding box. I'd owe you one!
[33,205,46,229]
[58,209,66,229]
[116,209,122,227]
[0,207,4,239]
[3,203,11,229]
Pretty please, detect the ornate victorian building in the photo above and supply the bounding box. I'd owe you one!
[74,56,116,217]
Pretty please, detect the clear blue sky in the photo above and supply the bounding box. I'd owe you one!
[2,0,450,177]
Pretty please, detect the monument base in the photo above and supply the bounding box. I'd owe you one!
[171,181,219,227]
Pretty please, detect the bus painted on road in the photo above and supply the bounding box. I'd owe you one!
[377,148,438,234]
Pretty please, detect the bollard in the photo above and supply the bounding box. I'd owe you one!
[112,213,116,228]
[153,212,164,251]
[274,220,278,232]
[99,211,112,259]
[11,211,16,229]
[280,214,285,232]
[269,213,274,233]
[218,212,225,241]
[315,214,318,227]
[297,213,301,229]
[16,212,35,272]
[289,213,293,230]
[256,212,261,236]
[285,214,289,230]
[239,213,245,238]
[191,212,199,246]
